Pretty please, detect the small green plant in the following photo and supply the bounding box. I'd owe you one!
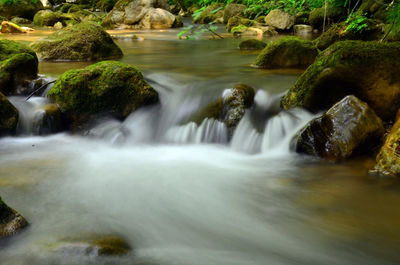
[345,12,368,33]
[177,23,220,40]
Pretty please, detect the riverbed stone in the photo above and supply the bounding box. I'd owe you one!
[0,196,28,237]
[188,84,255,136]
[0,92,18,136]
[33,10,68,27]
[254,36,318,69]
[139,8,177,29]
[0,39,38,95]
[281,41,400,121]
[31,22,123,61]
[0,0,43,20]
[223,3,246,24]
[293,95,384,161]
[10,17,32,25]
[47,61,159,128]
[239,39,267,50]
[265,9,294,30]
[0,21,27,33]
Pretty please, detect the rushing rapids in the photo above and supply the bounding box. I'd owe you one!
[1,27,400,265]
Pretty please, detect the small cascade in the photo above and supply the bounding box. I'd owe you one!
[164,118,228,144]
[230,113,263,154]
[8,96,52,136]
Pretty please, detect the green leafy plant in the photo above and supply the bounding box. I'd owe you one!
[345,12,368,33]
[178,22,221,40]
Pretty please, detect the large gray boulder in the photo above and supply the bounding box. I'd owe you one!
[265,9,294,30]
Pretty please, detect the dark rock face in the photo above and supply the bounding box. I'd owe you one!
[223,3,246,24]
[0,0,43,20]
[47,61,159,128]
[254,36,318,69]
[0,197,28,238]
[308,5,344,30]
[293,95,384,161]
[0,92,18,136]
[281,41,400,121]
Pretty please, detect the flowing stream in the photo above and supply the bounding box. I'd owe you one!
[1,27,400,265]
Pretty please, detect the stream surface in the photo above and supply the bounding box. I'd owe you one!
[1,26,400,265]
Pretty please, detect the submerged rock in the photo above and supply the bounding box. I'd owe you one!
[0,92,18,136]
[281,41,400,121]
[45,234,131,256]
[254,36,318,69]
[47,61,159,128]
[373,116,400,177]
[265,9,294,30]
[0,0,43,20]
[0,21,27,33]
[239,39,266,50]
[189,84,255,136]
[0,39,38,95]
[293,95,384,161]
[0,196,28,237]
[31,22,123,61]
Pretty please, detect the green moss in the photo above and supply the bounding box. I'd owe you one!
[231,24,248,36]
[239,39,267,50]
[281,40,400,121]
[31,22,123,61]
[309,5,344,29]
[254,36,318,69]
[0,91,18,136]
[0,39,37,61]
[47,61,158,127]
[33,10,69,27]
[0,0,43,20]
[226,16,254,33]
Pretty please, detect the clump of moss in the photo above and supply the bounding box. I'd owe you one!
[47,61,158,128]
[281,40,400,121]
[31,22,123,61]
[226,16,254,33]
[254,36,318,69]
[239,39,267,50]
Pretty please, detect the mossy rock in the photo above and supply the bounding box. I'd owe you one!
[0,92,18,136]
[309,5,345,30]
[373,114,400,177]
[35,103,64,135]
[31,22,123,61]
[293,95,384,161]
[45,234,131,256]
[358,0,390,20]
[223,3,246,24]
[0,39,38,95]
[193,3,224,24]
[254,36,318,69]
[239,39,267,50]
[47,61,159,128]
[0,196,28,237]
[231,24,248,37]
[188,84,255,136]
[314,21,383,50]
[33,10,69,27]
[0,0,43,20]
[226,16,254,33]
[281,41,400,121]
[10,17,32,24]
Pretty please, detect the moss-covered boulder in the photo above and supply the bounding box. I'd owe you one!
[0,21,27,33]
[33,10,69,27]
[189,84,255,136]
[0,0,43,20]
[293,95,384,161]
[239,39,267,50]
[0,196,28,237]
[309,5,344,30]
[265,9,294,30]
[10,17,32,24]
[223,3,246,24]
[0,92,18,136]
[281,41,400,121]
[44,235,131,256]
[0,39,38,95]
[47,61,159,127]
[373,115,400,177]
[314,21,382,50]
[34,103,64,135]
[254,36,318,69]
[226,16,254,33]
[31,22,122,61]
[193,3,224,24]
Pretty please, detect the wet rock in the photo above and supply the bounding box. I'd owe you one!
[265,9,294,30]
[45,235,131,256]
[281,41,400,121]
[254,36,318,69]
[0,21,27,33]
[47,61,159,128]
[293,24,312,35]
[226,16,254,33]
[31,22,122,61]
[239,39,267,50]
[0,0,43,20]
[35,103,64,135]
[10,17,32,25]
[0,39,38,95]
[188,84,255,136]
[308,5,344,30]
[0,92,18,136]
[293,95,384,161]
[193,3,224,24]
[102,0,180,29]
[223,3,246,24]
[373,116,400,177]
[0,196,28,237]
[313,21,382,50]
[33,10,68,27]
